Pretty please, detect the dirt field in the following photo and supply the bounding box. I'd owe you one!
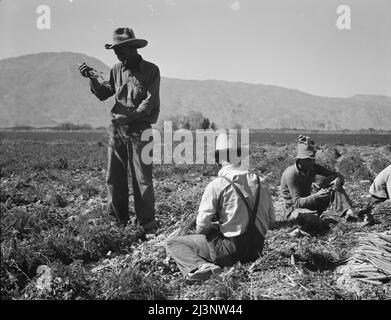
[1,131,390,300]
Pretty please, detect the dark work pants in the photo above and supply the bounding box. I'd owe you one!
[106,125,155,227]
[286,187,353,217]
[166,235,213,276]
[370,195,387,205]
[317,187,353,216]
[166,231,264,277]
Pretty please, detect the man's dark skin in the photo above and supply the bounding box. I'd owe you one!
[296,158,343,200]
[79,46,146,126]
[77,35,160,229]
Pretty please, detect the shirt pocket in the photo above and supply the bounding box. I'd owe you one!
[129,78,147,104]
[116,83,128,104]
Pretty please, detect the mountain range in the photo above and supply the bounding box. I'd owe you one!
[0,52,390,130]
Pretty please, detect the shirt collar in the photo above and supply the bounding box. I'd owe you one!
[218,164,246,176]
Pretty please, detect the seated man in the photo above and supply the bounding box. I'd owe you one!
[166,133,275,282]
[355,164,391,224]
[281,135,358,222]
[369,164,391,205]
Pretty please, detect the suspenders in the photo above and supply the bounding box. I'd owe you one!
[218,175,261,231]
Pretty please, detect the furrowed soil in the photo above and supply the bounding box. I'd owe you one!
[1,131,390,300]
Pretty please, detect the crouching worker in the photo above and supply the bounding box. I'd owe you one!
[281,135,358,230]
[166,133,275,282]
[357,164,391,222]
[369,165,391,205]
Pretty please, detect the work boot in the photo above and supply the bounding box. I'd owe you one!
[186,263,222,282]
[142,219,159,235]
[288,227,311,238]
[345,209,359,222]
[357,206,372,218]
[116,217,130,228]
[359,212,377,226]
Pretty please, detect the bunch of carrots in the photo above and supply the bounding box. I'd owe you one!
[345,231,391,285]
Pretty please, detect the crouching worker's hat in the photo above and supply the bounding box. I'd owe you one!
[105,28,148,49]
[296,135,317,159]
[212,132,249,164]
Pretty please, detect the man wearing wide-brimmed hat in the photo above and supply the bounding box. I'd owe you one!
[78,28,160,232]
[280,135,358,226]
[166,133,275,282]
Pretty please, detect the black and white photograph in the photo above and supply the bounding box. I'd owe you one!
[0,0,390,306]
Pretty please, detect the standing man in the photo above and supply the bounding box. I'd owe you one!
[280,135,358,222]
[166,133,275,282]
[78,28,160,232]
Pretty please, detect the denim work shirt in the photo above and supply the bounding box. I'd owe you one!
[90,55,160,124]
[196,165,276,238]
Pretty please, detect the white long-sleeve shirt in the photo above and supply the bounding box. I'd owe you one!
[196,164,275,238]
[369,165,391,199]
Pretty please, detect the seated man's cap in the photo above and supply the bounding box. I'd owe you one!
[211,132,249,163]
[296,135,317,159]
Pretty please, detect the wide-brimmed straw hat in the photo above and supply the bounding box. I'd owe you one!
[295,135,317,159]
[210,133,248,162]
[105,28,148,49]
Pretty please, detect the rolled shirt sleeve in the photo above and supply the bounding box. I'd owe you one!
[136,66,160,116]
[90,69,115,101]
[196,182,219,231]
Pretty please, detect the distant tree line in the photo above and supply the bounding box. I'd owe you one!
[4,121,391,133]
[157,111,216,131]
[5,122,94,131]
[49,123,93,131]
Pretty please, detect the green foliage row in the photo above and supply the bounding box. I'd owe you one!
[336,151,374,181]
[1,136,390,300]
[0,140,107,178]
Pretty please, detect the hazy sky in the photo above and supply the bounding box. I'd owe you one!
[0,0,390,97]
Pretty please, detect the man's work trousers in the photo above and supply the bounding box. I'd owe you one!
[166,231,264,277]
[166,235,213,276]
[316,187,353,216]
[286,187,353,217]
[300,187,353,216]
[106,125,155,227]
[370,195,388,205]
